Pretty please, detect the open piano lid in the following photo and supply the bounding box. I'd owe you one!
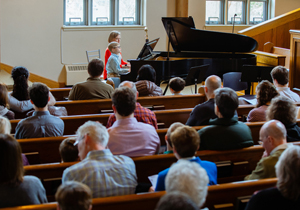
[162,17,258,54]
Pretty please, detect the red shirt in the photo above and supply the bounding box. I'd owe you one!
[106,102,158,129]
[104,48,127,80]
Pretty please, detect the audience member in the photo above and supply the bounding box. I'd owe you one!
[186,75,221,126]
[15,82,64,139]
[107,87,160,157]
[59,137,79,162]
[135,64,163,96]
[103,31,128,80]
[0,134,47,208]
[0,117,29,165]
[56,181,92,210]
[266,96,300,142]
[155,192,199,210]
[0,83,14,119]
[0,116,11,134]
[163,122,184,154]
[9,66,56,113]
[106,42,129,78]
[245,120,291,180]
[271,65,300,102]
[247,80,278,122]
[62,121,137,198]
[169,77,185,95]
[245,146,300,210]
[155,126,217,191]
[166,161,209,209]
[106,81,158,128]
[198,88,253,150]
[68,59,114,100]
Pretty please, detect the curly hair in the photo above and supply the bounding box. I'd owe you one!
[11,66,30,101]
[266,96,297,125]
[256,80,279,107]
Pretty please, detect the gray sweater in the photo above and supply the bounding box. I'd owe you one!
[0,175,47,208]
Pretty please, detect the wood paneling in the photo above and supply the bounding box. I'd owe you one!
[289,30,300,88]
[238,8,300,51]
[0,63,65,88]
[176,0,188,17]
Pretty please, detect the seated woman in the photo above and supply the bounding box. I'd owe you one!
[135,64,163,97]
[8,66,56,113]
[245,146,300,210]
[266,96,300,142]
[0,134,47,208]
[0,116,29,165]
[247,80,278,122]
[0,83,14,119]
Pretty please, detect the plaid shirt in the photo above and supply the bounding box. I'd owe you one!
[62,149,137,198]
[106,102,158,129]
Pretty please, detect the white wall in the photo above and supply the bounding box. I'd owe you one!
[0,0,168,83]
[275,0,300,16]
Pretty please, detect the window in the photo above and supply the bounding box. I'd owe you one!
[64,0,142,26]
[206,0,268,25]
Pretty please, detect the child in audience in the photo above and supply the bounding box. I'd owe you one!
[164,122,184,154]
[0,83,14,119]
[106,42,130,78]
[169,77,186,95]
[59,137,79,162]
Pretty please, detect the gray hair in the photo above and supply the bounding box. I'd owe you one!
[76,121,109,147]
[166,160,209,207]
[119,81,137,95]
[155,191,198,210]
[276,145,300,201]
[0,116,11,134]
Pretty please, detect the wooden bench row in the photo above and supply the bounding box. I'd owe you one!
[1,178,278,210]
[18,120,300,165]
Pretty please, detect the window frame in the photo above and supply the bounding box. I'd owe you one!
[205,0,269,25]
[64,0,143,27]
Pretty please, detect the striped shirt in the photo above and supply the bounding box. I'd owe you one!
[62,149,137,198]
[106,102,158,129]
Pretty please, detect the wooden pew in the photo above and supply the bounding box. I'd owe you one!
[50,88,72,101]
[54,94,206,115]
[1,178,278,210]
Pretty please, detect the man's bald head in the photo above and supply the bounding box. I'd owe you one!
[205,75,221,96]
[119,81,138,96]
[261,120,286,141]
[260,120,287,155]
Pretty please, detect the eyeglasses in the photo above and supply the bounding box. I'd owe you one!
[74,135,85,146]
[113,46,121,48]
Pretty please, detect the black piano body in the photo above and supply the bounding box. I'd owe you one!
[121,17,258,86]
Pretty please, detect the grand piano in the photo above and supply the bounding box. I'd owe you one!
[121,16,258,86]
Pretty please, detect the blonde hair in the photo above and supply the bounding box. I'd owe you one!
[108,42,119,52]
[108,31,121,43]
[0,116,11,134]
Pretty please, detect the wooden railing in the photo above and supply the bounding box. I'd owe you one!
[238,8,300,51]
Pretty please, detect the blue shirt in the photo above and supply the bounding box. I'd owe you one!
[106,53,122,75]
[155,156,217,191]
[62,149,137,198]
[15,111,64,139]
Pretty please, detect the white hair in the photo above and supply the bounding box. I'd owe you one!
[0,116,11,134]
[275,145,300,201]
[76,121,109,147]
[165,160,209,207]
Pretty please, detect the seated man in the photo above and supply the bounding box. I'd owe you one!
[62,121,137,198]
[68,59,114,100]
[163,122,184,154]
[198,87,254,150]
[55,181,92,210]
[155,126,217,191]
[165,161,209,208]
[186,75,221,126]
[15,83,64,139]
[271,66,300,102]
[106,81,158,129]
[245,120,291,180]
[107,87,160,157]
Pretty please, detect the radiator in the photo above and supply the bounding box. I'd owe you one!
[65,64,89,86]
